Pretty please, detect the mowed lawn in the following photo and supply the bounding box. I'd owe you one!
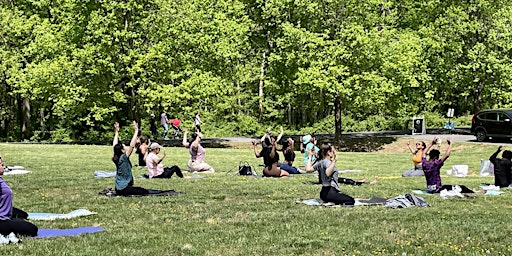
[0,140,511,256]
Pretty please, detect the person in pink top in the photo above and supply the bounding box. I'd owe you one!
[182,130,214,173]
[145,143,183,179]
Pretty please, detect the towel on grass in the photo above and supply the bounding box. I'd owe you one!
[412,190,430,195]
[28,209,96,221]
[34,227,104,238]
[296,196,387,207]
[94,170,116,178]
[99,188,184,197]
[3,169,31,175]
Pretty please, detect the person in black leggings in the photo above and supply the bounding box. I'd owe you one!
[305,143,355,205]
[0,164,38,237]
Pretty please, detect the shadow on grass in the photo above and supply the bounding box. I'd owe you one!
[316,135,398,152]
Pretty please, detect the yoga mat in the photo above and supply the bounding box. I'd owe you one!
[28,209,96,221]
[94,170,116,178]
[34,227,104,238]
[296,197,386,207]
[3,170,31,175]
[99,188,184,197]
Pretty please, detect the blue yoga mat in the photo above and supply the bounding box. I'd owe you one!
[34,227,104,238]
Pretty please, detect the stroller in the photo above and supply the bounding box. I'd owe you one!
[170,119,182,139]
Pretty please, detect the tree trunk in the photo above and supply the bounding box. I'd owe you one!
[334,96,342,142]
[258,48,268,122]
[473,81,484,114]
[21,98,30,140]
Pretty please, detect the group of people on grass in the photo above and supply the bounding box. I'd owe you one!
[112,121,214,196]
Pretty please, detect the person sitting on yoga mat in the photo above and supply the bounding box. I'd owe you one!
[422,137,473,194]
[305,143,355,205]
[489,146,512,188]
[182,130,215,173]
[145,142,183,179]
[0,163,38,237]
[112,121,149,196]
[135,135,150,167]
[253,136,290,177]
[402,141,426,177]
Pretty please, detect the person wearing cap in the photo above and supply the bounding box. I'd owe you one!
[149,113,157,138]
[0,159,38,237]
[301,134,319,166]
[183,130,215,173]
[145,142,183,179]
[112,121,149,196]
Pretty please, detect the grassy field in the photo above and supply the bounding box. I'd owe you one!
[0,139,511,255]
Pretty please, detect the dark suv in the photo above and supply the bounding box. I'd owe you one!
[471,109,512,142]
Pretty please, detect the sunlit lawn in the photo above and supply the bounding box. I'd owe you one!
[0,140,510,255]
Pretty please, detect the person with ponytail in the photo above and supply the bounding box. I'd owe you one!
[305,143,355,205]
[112,121,149,196]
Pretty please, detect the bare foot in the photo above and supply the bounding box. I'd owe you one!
[370,176,379,185]
[357,177,368,183]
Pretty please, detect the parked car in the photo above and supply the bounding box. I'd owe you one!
[471,109,512,142]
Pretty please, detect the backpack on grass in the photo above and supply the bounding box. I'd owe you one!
[238,161,256,176]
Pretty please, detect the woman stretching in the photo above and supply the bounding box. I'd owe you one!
[422,137,473,194]
[305,143,355,205]
[253,136,289,177]
[0,163,38,237]
[402,141,426,177]
[112,121,149,196]
[182,130,215,173]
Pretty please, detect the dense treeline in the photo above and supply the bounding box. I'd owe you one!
[1,0,512,141]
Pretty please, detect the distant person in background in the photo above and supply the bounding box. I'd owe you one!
[149,114,157,138]
[145,142,183,179]
[161,111,170,140]
[0,159,38,237]
[402,141,426,177]
[489,146,512,188]
[194,111,202,133]
[112,121,149,196]
[135,135,150,167]
[182,130,215,173]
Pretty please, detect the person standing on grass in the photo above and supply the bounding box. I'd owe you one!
[149,113,158,139]
[305,143,355,205]
[422,137,473,194]
[145,142,183,179]
[402,141,426,177]
[0,162,38,237]
[194,111,202,133]
[182,129,215,173]
[161,111,170,139]
[489,146,512,188]
[112,121,149,196]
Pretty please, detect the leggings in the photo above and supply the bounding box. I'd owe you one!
[12,207,28,219]
[116,186,149,196]
[320,186,355,205]
[0,219,38,237]
[154,167,183,178]
[278,163,301,174]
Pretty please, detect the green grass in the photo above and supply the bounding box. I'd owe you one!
[0,142,511,255]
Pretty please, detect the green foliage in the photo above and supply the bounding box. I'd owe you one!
[1,0,512,141]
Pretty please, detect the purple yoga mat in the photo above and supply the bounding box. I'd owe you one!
[34,227,104,238]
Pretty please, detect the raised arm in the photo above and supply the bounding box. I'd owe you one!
[253,141,261,157]
[182,129,190,148]
[191,132,201,151]
[406,141,415,154]
[269,137,277,158]
[125,121,139,157]
[305,147,315,173]
[440,138,453,162]
[325,149,337,177]
[490,146,503,163]
[112,122,120,146]
[299,136,304,153]
[422,137,437,158]
[276,126,284,143]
